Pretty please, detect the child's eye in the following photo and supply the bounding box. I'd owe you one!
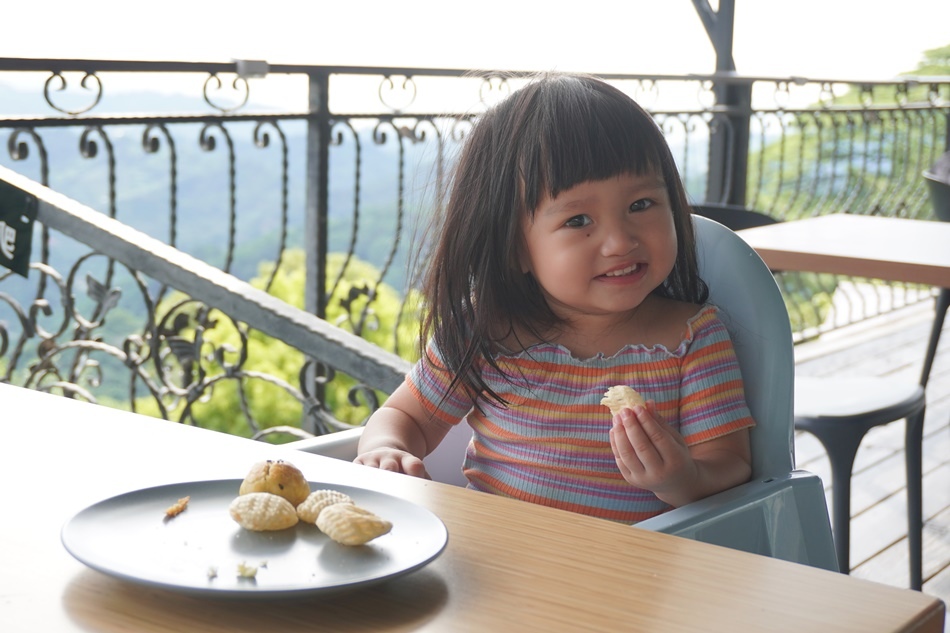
[629,199,654,212]
[565,214,592,228]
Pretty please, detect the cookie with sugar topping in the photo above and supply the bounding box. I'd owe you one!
[238,460,310,507]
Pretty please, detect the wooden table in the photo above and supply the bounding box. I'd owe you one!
[738,214,950,286]
[1,383,944,632]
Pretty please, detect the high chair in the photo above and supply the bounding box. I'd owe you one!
[290,216,839,572]
[693,201,948,590]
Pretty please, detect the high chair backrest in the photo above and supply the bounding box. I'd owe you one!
[690,214,795,478]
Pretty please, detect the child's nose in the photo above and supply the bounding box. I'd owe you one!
[600,224,638,256]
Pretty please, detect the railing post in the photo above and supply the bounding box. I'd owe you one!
[305,69,331,319]
[303,69,332,432]
[707,80,752,206]
[693,0,750,207]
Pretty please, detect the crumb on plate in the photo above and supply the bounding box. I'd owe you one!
[164,496,190,519]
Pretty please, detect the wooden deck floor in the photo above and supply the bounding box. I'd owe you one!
[792,297,950,619]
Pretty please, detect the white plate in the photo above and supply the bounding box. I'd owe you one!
[61,479,448,597]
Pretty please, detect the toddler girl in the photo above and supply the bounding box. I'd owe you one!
[355,73,753,523]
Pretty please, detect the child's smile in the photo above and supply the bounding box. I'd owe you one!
[600,262,646,280]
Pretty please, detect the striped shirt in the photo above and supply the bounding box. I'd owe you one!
[406,304,754,523]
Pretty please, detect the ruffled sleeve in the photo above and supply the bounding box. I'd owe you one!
[405,338,476,426]
[677,308,755,444]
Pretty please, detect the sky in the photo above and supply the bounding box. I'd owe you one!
[3,0,948,80]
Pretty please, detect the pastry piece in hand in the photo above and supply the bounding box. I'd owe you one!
[297,489,354,523]
[600,385,646,416]
[239,460,310,507]
[229,492,299,531]
[316,503,392,546]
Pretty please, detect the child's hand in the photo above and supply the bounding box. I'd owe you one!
[354,448,432,480]
[608,401,699,505]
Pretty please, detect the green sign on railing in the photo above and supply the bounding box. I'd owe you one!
[0,180,37,278]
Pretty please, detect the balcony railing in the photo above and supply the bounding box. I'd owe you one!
[1,58,948,440]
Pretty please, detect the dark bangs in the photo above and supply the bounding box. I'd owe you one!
[516,75,673,217]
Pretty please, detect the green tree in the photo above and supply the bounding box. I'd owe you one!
[904,44,950,77]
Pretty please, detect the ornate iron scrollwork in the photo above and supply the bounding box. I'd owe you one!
[478,75,510,107]
[378,75,418,113]
[43,71,103,116]
[203,73,250,113]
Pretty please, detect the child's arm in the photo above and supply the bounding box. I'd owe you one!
[354,381,452,479]
[608,401,752,507]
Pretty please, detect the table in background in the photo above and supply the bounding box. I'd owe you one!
[738,213,950,286]
[0,383,943,632]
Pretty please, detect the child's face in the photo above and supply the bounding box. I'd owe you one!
[520,173,678,322]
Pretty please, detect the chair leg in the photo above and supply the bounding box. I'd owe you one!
[828,446,860,575]
[919,288,949,388]
[802,427,863,575]
[906,408,926,590]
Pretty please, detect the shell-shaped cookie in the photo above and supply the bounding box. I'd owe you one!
[600,385,646,416]
[296,489,354,523]
[316,503,392,546]
[229,492,299,531]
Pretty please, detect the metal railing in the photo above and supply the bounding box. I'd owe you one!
[0,58,948,439]
[0,163,409,439]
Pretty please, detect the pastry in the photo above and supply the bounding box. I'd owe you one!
[238,459,310,507]
[600,385,646,416]
[229,492,299,531]
[316,503,392,546]
[297,489,354,523]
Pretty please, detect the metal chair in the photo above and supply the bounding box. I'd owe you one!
[291,216,839,572]
[922,151,950,391]
[694,201,947,590]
